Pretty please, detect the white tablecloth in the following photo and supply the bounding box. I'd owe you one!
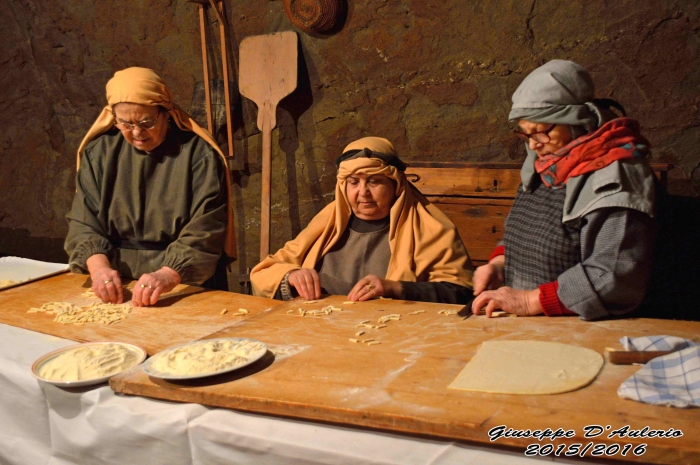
[0,324,569,465]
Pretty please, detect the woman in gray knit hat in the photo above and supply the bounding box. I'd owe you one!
[471,59,656,320]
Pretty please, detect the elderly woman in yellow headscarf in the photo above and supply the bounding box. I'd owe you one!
[251,137,474,304]
[65,67,236,307]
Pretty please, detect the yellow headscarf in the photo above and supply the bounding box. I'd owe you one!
[250,137,473,297]
[76,67,236,259]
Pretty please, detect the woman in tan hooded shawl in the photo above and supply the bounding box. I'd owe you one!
[251,137,474,304]
[65,67,236,307]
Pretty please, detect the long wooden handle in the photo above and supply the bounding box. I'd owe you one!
[218,0,234,159]
[606,349,675,365]
[260,104,273,262]
[198,5,213,132]
[210,0,234,159]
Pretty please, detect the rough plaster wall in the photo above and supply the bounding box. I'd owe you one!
[1,0,699,290]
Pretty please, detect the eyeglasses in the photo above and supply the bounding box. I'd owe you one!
[514,124,556,144]
[114,112,161,132]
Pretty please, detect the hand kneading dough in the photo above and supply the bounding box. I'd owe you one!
[448,340,604,395]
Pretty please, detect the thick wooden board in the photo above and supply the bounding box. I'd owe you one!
[433,199,512,264]
[0,273,276,355]
[111,295,700,464]
[405,165,518,264]
[406,166,522,199]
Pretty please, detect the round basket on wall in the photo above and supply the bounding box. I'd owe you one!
[284,0,342,33]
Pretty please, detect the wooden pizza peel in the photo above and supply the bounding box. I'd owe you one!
[238,31,298,262]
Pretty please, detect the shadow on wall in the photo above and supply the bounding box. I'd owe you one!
[634,192,700,322]
[278,38,320,238]
[0,228,68,263]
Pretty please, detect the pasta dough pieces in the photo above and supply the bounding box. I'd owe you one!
[448,340,604,395]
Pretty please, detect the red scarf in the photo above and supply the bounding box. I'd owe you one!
[535,118,650,188]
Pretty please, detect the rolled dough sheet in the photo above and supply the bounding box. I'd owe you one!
[448,340,604,395]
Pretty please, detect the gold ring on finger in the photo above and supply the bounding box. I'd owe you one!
[140,284,146,288]
[104,280,112,284]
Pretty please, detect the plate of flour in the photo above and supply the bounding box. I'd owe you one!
[143,338,268,380]
[32,342,147,388]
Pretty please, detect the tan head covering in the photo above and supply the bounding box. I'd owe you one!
[76,67,236,258]
[250,137,473,298]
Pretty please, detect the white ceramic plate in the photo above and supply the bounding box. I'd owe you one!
[0,256,69,290]
[143,337,268,381]
[31,341,147,388]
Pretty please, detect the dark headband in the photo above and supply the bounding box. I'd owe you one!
[334,148,407,172]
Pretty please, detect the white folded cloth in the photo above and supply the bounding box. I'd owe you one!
[617,336,699,408]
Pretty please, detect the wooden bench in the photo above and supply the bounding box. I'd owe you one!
[406,162,670,266]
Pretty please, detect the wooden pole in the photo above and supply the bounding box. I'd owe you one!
[208,0,235,159]
[198,5,213,132]
[260,106,272,260]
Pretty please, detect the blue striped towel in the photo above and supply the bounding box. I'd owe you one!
[617,336,699,408]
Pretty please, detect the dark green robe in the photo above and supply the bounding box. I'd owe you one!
[65,127,227,285]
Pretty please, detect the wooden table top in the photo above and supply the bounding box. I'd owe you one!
[110,295,700,464]
[0,272,276,355]
[2,274,699,463]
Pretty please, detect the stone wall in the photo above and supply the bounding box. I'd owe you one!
[1,0,699,290]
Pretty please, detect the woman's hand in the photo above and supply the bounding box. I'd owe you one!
[471,287,543,317]
[348,275,401,302]
[86,254,123,304]
[287,269,322,301]
[132,266,181,307]
[472,255,505,296]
